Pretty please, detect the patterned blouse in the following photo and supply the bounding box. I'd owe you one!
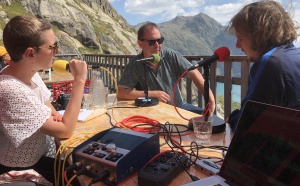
[0,72,51,167]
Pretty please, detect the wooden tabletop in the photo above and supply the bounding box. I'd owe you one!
[59,95,233,186]
[42,71,74,87]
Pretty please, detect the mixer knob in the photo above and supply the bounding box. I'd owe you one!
[106,143,116,152]
[92,143,99,148]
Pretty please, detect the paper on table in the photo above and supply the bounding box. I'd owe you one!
[58,108,107,122]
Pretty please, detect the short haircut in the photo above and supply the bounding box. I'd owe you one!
[137,22,160,40]
[227,0,298,55]
[3,15,52,61]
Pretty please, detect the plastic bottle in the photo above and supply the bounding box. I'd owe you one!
[89,70,106,108]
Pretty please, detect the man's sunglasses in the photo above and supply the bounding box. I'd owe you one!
[140,37,164,46]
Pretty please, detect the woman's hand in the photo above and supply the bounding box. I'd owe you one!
[69,59,87,81]
[51,111,63,122]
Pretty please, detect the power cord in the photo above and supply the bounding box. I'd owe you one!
[66,162,82,172]
[76,165,93,176]
[87,170,110,186]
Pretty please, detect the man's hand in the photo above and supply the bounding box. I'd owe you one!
[208,99,216,116]
[150,90,170,103]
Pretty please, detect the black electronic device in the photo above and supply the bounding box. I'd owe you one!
[188,114,226,134]
[195,159,221,176]
[72,128,160,184]
[52,93,70,110]
[135,97,159,107]
[138,152,188,186]
[183,101,300,186]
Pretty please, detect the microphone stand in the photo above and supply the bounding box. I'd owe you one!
[202,64,227,133]
[135,62,159,107]
[203,64,210,121]
[188,63,226,134]
[144,63,149,99]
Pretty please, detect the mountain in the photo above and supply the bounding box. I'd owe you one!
[0,0,139,55]
[0,0,243,56]
[136,13,243,56]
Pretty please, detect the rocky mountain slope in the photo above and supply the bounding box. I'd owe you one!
[0,0,139,54]
[0,0,242,56]
[135,14,243,56]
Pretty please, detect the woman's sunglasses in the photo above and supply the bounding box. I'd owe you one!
[140,37,164,46]
[34,42,59,53]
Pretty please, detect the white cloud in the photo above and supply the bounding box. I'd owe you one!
[121,0,300,36]
[124,0,169,15]
[203,0,254,26]
[293,2,300,27]
[124,0,205,22]
[294,5,300,47]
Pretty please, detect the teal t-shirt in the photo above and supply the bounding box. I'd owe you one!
[119,47,193,108]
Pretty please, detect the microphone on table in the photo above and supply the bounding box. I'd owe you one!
[188,46,230,71]
[52,60,100,74]
[134,54,161,107]
[136,54,161,63]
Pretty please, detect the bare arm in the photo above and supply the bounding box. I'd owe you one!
[188,69,215,115]
[45,100,63,122]
[117,86,170,103]
[40,59,87,139]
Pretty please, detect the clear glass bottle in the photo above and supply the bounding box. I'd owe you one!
[89,70,106,108]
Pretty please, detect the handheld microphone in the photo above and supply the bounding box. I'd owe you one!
[52,60,100,74]
[52,60,70,74]
[136,54,161,63]
[188,46,230,71]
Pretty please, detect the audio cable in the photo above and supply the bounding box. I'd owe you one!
[87,170,110,186]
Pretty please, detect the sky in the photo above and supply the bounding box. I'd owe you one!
[108,0,300,47]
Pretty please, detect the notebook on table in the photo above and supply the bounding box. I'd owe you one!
[184,100,300,186]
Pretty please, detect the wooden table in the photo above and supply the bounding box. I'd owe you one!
[41,71,74,87]
[60,95,233,186]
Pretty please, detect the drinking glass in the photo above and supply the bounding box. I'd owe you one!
[192,116,213,145]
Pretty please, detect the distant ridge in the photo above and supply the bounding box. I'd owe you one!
[134,13,243,56]
[0,0,243,56]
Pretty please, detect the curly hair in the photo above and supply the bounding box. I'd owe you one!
[227,0,298,55]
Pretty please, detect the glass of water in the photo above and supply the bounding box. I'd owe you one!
[82,93,92,109]
[192,116,213,145]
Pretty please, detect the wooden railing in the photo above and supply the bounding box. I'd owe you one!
[81,54,251,119]
[55,54,251,119]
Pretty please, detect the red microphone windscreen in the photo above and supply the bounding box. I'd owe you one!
[214,46,230,62]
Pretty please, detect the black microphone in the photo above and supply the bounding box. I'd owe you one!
[52,60,99,74]
[134,54,160,107]
[136,54,160,63]
[188,46,230,71]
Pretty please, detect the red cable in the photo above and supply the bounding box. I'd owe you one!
[172,69,212,121]
[172,69,190,121]
[119,115,161,133]
[64,170,73,186]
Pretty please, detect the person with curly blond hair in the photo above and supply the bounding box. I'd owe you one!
[227,0,300,131]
